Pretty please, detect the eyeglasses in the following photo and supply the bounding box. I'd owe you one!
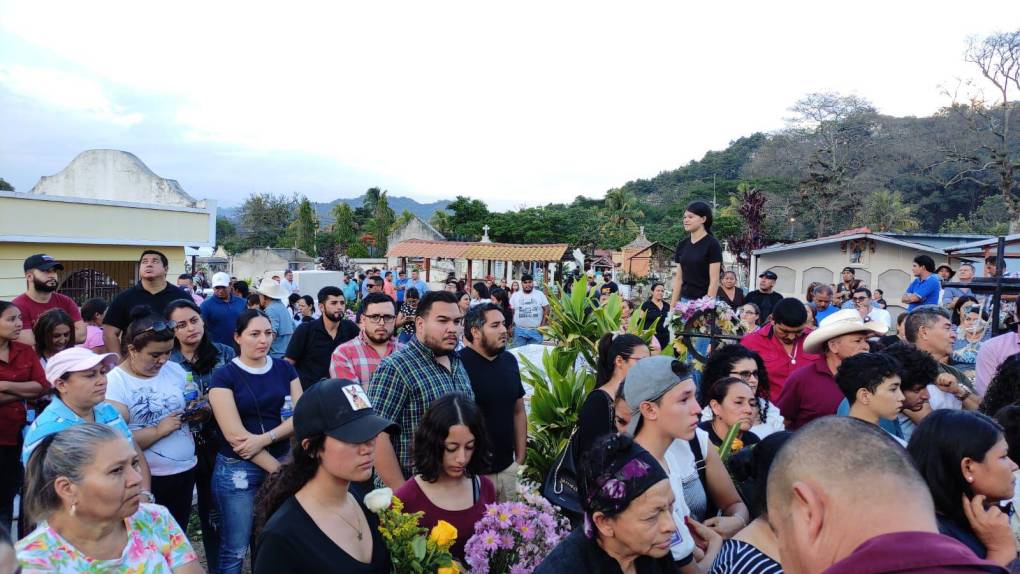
[729,370,759,381]
[363,314,396,324]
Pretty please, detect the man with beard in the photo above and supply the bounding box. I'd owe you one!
[744,270,783,326]
[368,290,474,488]
[13,254,85,346]
[329,292,403,388]
[509,273,549,346]
[285,286,359,390]
[460,303,526,501]
[102,250,186,353]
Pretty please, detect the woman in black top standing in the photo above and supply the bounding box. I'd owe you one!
[641,283,671,351]
[575,334,649,463]
[669,201,723,309]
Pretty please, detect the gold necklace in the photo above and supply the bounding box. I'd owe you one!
[313,493,364,541]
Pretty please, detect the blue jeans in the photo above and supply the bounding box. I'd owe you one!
[212,453,272,574]
[513,327,543,347]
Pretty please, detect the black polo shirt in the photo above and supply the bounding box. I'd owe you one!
[460,346,525,473]
[285,317,359,389]
[104,282,189,330]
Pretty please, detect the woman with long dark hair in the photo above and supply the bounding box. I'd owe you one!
[253,378,396,573]
[32,308,75,366]
[105,306,196,531]
[908,410,1019,567]
[395,393,496,562]
[698,377,760,452]
[576,334,650,463]
[700,344,783,438]
[641,283,671,351]
[166,297,236,572]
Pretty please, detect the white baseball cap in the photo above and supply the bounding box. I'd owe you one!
[212,272,231,288]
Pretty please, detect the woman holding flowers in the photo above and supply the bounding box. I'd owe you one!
[535,433,679,574]
[253,378,397,573]
[697,377,760,453]
[396,393,496,562]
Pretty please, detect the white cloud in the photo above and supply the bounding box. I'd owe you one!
[0,65,142,126]
[0,1,1016,208]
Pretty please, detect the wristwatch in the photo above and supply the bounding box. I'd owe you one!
[140,490,155,503]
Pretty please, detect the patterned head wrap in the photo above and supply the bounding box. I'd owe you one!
[581,435,668,538]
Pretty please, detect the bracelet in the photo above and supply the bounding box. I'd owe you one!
[956,388,972,401]
[268,429,278,443]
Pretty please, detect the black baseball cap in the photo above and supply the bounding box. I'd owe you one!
[293,378,399,443]
[24,254,64,272]
[759,270,778,280]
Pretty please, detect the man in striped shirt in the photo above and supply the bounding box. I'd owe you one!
[368,290,474,488]
[329,292,402,388]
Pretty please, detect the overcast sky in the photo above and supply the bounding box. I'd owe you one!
[1,1,1016,210]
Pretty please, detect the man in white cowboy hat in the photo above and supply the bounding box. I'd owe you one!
[257,278,295,359]
[776,309,887,430]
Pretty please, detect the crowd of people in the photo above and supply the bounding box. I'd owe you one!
[3,199,1020,573]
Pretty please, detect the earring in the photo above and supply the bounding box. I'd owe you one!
[967,476,974,483]
[70,502,77,516]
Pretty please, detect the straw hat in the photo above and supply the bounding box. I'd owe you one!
[256,279,290,301]
[803,308,887,354]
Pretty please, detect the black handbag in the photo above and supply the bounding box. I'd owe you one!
[542,390,615,515]
[542,427,582,514]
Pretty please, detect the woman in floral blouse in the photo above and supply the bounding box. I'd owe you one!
[16,423,200,573]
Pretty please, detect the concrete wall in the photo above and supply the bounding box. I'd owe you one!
[229,250,293,284]
[387,216,445,247]
[755,241,948,318]
[30,149,204,208]
[0,243,185,301]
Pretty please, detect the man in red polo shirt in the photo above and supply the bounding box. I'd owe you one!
[776,309,885,430]
[12,254,85,347]
[741,297,818,401]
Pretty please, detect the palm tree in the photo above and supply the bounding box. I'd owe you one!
[854,189,920,232]
[600,188,644,233]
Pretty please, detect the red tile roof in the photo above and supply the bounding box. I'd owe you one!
[386,240,569,262]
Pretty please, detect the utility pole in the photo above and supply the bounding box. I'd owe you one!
[712,174,717,210]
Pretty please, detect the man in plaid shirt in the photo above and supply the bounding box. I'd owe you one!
[329,292,402,387]
[369,290,474,488]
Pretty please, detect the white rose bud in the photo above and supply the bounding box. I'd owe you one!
[364,487,393,514]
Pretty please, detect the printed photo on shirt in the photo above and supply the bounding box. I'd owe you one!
[343,384,371,411]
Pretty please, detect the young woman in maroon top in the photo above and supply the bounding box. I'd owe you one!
[395,393,496,562]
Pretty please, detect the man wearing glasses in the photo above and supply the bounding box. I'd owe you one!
[200,272,247,347]
[329,292,403,388]
[851,288,892,332]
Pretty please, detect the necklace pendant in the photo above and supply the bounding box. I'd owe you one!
[791,359,796,365]
[357,531,363,541]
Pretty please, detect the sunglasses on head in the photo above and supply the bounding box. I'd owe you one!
[134,321,178,337]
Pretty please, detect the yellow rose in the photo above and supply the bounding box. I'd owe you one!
[437,563,460,574]
[428,520,458,548]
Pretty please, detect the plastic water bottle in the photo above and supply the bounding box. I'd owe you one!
[22,406,36,440]
[183,373,200,404]
[281,395,293,422]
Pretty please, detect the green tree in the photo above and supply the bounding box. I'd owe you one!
[429,210,453,236]
[599,188,644,244]
[393,209,415,232]
[854,189,920,232]
[446,196,490,240]
[331,202,358,253]
[0,178,13,191]
[216,216,241,253]
[237,192,296,250]
[371,192,396,254]
[287,196,319,255]
[940,194,1011,236]
[356,187,383,224]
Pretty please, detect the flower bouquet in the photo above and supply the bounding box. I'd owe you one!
[463,484,572,574]
[669,297,743,362]
[365,487,460,574]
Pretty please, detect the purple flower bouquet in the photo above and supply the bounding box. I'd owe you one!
[463,486,572,574]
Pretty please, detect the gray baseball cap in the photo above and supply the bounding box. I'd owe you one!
[622,355,695,435]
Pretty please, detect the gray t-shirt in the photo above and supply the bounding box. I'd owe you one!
[510,289,549,329]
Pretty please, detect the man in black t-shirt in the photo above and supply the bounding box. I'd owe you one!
[102,250,187,352]
[460,303,526,502]
[745,270,784,325]
[285,286,359,389]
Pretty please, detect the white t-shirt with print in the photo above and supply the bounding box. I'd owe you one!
[663,432,713,563]
[106,361,196,476]
[510,289,549,329]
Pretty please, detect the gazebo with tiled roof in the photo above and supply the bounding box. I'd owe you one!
[386,237,569,282]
